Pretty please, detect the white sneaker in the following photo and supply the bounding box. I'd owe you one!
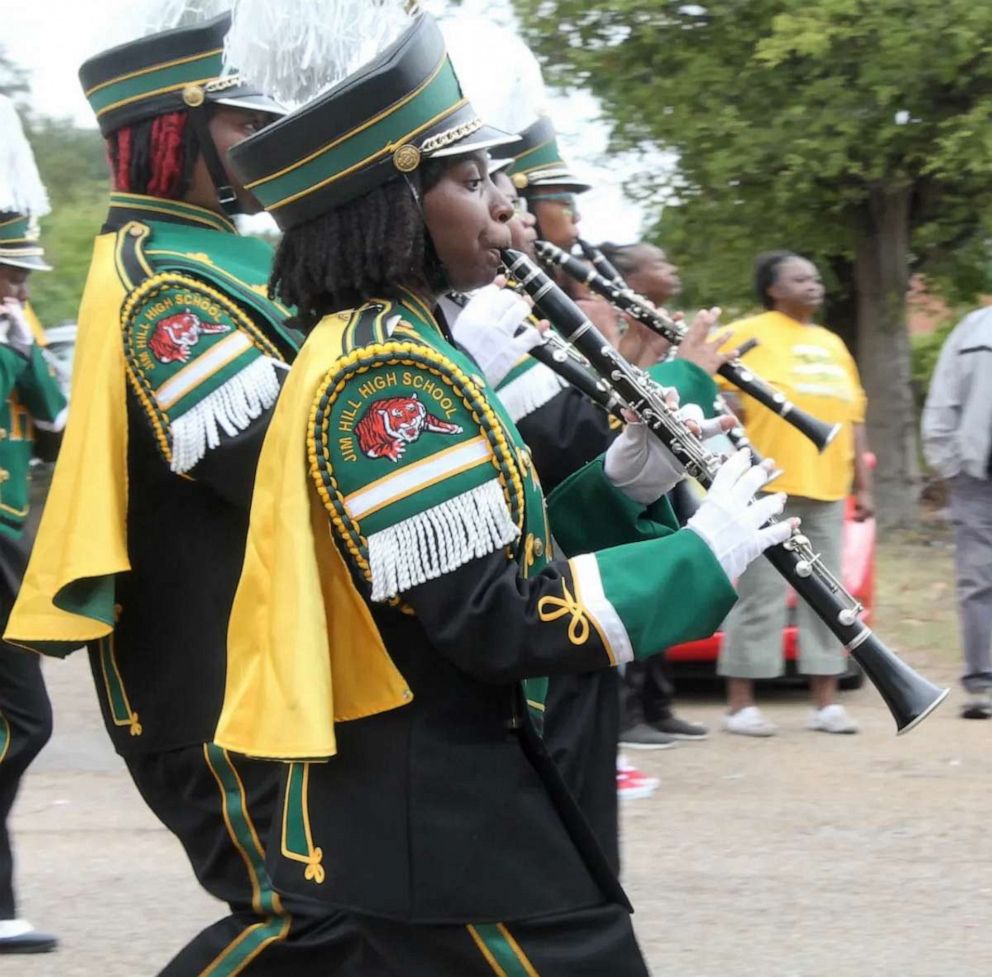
[806,703,859,734]
[722,706,777,737]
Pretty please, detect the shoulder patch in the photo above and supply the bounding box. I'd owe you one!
[308,340,525,601]
[122,272,287,473]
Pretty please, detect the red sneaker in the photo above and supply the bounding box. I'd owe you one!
[616,758,659,801]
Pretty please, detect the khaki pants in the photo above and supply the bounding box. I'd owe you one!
[718,496,846,679]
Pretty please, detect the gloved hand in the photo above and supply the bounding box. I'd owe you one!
[452,284,544,387]
[686,449,795,580]
[0,299,34,358]
[604,399,732,504]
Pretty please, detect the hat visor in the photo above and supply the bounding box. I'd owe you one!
[0,254,52,272]
[211,92,288,117]
[525,171,592,194]
[488,155,515,174]
[428,125,520,159]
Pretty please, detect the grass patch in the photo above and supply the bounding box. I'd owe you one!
[873,525,958,674]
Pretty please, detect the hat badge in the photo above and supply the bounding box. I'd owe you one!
[392,144,422,173]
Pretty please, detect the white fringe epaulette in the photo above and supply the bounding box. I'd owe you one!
[497,361,568,424]
[169,356,284,473]
[367,479,520,602]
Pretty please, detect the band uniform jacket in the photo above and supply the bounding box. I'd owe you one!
[7,192,299,755]
[217,292,737,923]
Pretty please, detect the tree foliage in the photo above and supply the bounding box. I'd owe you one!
[511,0,992,522]
[25,117,109,324]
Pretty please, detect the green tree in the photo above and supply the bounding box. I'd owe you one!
[25,116,109,323]
[512,0,992,525]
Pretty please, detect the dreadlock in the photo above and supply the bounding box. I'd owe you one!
[270,159,448,324]
[753,250,799,310]
[107,110,201,199]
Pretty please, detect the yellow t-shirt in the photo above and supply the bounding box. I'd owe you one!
[718,311,866,501]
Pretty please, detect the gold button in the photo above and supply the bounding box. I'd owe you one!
[129,225,143,237]
[0,428,6,439]
[402,689,413,701]
[532,538,544,557]
[0,468,9,483]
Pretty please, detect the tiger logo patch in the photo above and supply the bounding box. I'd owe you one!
[354,394,462,462]
[148,311,231,364]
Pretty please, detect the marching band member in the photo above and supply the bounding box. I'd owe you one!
[214,6,792,972]
[6,14,360,973]
[0,94,65,957]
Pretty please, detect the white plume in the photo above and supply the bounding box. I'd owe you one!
[441,16,548,134]
[81,0,232,64]
[224,0,418,109]
[0,97,50,219]
[143,0,232,33]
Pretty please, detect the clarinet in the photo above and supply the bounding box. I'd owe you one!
[447,290,623,416]
[538,239,841,453]
[502,247,947,735]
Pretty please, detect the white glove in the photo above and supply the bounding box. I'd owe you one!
[0,299,34,358]
[605,420,685,503]
[604,400,729,504]
[451,285,543,387]
[686,449,794,580]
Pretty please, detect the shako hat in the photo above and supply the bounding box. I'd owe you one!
[0,96,52,272]
[228,13,518,231]
[505,115,591,194]
[79,12,285,137]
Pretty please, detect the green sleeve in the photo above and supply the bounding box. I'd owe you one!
[0,345,30,403]
[547,456,678,554]
[648,359,718,417]
[16,346,68,427]
[575,527,737,658]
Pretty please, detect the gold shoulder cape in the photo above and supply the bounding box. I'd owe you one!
[6,235,131,651]
[214,311,411,760]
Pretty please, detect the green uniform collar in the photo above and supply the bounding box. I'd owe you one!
[106,191,237,234]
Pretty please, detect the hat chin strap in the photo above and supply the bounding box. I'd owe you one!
[185,103,241,217]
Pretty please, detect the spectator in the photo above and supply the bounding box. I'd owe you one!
[921,307,992,718]
[718,251,872,736]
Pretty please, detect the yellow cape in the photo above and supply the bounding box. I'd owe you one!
[214,311,411,760]
[6,235,131,650]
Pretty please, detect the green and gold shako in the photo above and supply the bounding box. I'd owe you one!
[505,116,590,193]
[79,13,285,137]
[227,13,518,231]
[0,213,50,272]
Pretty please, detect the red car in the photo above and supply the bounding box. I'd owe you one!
[668,492,875,688]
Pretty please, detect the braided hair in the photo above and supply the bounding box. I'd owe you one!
[107,111,200,199]
[753,250,799,309]
[270,159,448,324]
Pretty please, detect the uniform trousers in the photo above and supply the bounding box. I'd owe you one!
[0,640,52,920]
[719,497,846,678]
[354,902,651,977]
[949,474,992,691]
[124,744,367,976]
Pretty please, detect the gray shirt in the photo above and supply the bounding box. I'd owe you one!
[921,307,992,480]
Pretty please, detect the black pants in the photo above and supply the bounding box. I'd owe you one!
[356,902,651,976]
[621,654,677,727]
[0,640,52,920]
[125,744,366,976]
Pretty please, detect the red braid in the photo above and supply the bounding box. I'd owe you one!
[108,111,191,198]
[113,126,133,191]
[146,112,188,197]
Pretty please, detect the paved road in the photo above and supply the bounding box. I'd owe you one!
[8,650,991,976]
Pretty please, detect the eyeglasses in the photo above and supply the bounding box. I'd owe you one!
[510,196,529,216]
[528,191,577,216]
